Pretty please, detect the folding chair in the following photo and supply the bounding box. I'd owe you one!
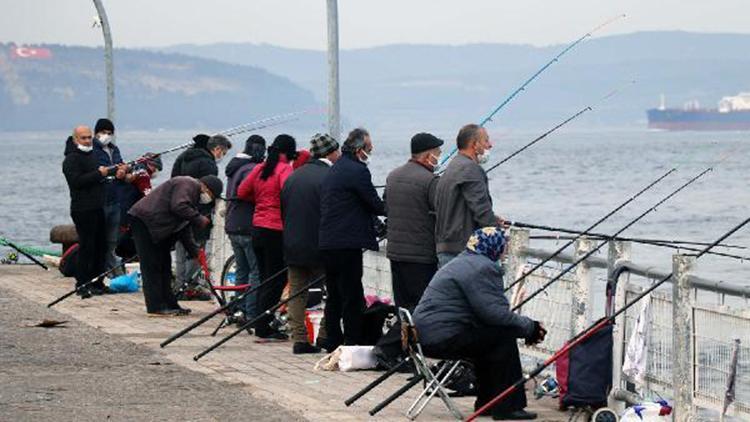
[398,308,465,420]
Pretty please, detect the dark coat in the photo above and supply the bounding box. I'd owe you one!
[171,147,218,179]
[281,159,331,266]
[93,139,124,205]
[384,160,439,264]
[62,137,105,212]
[128,176,205,244]
[413,250,535,347]
[224,156,252,178]
[319,152,385,251]
[224,160,258,235]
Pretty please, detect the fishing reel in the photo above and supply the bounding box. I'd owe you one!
[1,251,19,265]
[591,408,619,422]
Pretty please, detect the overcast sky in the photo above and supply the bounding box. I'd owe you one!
[2,0,748,50]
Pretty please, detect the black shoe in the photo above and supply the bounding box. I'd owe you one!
[492,410,537,420]
[89,286,113,295]
[293,342,322,354]
[315,337,340,353]
[256,329,289,342]
[76,288,93,299]
[174,306,192,316]
[147,309,181,317]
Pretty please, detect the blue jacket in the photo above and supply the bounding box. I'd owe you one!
[413,250,535,347]
[93,139,124,205]
[319,152,386,251]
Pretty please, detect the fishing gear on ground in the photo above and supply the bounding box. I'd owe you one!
[467,216,750,421]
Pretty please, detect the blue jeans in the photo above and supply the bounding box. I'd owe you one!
[229,234,259,317]
[437,252,458,269]
[103,203,123,276]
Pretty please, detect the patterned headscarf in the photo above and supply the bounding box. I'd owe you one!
[466,226,506,262]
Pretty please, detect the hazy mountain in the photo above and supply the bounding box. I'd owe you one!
[164,31,750,132]
[0,42,319,131]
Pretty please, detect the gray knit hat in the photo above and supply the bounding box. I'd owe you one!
[309,133,339,158]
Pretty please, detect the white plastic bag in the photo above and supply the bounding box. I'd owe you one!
[338,346,378,372]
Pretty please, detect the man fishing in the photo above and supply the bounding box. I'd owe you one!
[128,175,223,316]
[413,227,546,420]
[435,124,503,267]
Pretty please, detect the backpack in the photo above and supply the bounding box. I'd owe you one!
[59,243,79,277]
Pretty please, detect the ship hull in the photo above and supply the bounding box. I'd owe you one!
[647,108,750,131]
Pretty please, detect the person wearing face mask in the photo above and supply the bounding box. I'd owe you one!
[128,175,221,316]
[374,132,443,366]
[318,128,386,349]
[93,118,131,283]
[170,134,232,299]
[434,124,503,268]
[62,126,110,298]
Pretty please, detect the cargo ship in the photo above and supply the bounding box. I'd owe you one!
[647,93,750,131]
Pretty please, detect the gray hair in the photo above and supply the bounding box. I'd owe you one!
[207,134,232,151]
[342,127,369,153]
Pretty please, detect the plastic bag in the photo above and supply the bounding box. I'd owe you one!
[314,346,378,372]
[109,271,140,293]
[621,400,672,421]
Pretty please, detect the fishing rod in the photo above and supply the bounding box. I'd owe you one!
[528,234,747,250]
[504,167,676,293]
[47,255,139,307]
[437,14,626,169]
[193,273,326,361]
[511,164,718,313]
[1,237,48,270]
[468,216,750,421]
[160,266,288,348]
[515,221,750,261]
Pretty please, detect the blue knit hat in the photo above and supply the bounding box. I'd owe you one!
[466,226,506,262]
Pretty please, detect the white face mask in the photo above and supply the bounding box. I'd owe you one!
[77,144,93,153]
[98,134,114,145]
[359,149,371,165]
[477,149,490,165]
[427,153,439,170]
[199,192,213,204]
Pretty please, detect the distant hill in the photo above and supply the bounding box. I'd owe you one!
[0,42,319,131]
[163,31,750,131]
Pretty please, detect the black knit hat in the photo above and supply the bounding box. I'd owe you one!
[411,132,444,154]
[199,175,223,199]
[270,134,297,158]
[94,118,115,134]
[193,134,211,150]
[244,135,266,155]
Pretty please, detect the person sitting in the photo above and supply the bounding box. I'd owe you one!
[413,227,546,420]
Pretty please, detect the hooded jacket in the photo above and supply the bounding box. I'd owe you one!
[93,138,124,205]
[224,156,260,235]
[319,152,386,251]
[413,250,535,347]
[171,147,218,179]
[62,137,105,212]
[236,158,293,231]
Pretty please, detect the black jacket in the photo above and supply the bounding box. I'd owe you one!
[413,251,535,347]
[224,159,258,236]
[319,153,386,251]
[385,160,439,264]
[281,159,331,266]
[62,137,105,212]
[171,147,218,179]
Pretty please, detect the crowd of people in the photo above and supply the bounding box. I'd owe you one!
[62,120,546,420]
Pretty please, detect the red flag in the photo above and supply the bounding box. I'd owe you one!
[10,46,52,59]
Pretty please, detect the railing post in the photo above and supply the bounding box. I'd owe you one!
[571,236,594,333]
[326,0,341,142]
[608,240,631,411]
[673,254,696,422]
[505,228,529,308]
[209,199,229,276]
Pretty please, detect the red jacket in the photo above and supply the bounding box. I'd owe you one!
[237,158,293,231]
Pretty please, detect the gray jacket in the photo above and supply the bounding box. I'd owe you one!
[434,154,496,254]
[412,251,535,347]
[385,160,439,264]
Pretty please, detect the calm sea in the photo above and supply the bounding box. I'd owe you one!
[0,127,748,286]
